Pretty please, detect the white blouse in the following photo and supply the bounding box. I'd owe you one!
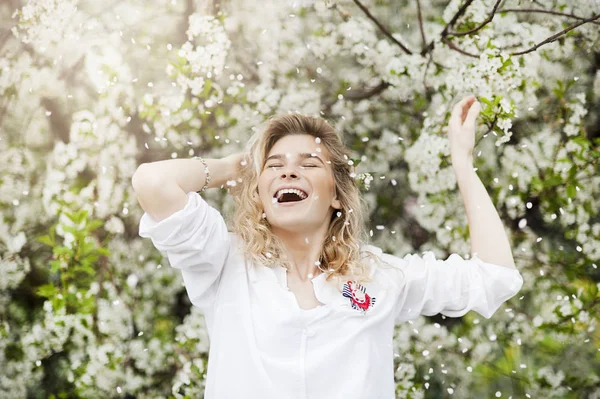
[139,192,524,399]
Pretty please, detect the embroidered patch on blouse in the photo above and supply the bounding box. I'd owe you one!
[342,280,376,312]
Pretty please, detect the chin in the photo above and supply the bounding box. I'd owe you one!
[270,217,306,226]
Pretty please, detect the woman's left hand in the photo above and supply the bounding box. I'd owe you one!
[448,95,480,162]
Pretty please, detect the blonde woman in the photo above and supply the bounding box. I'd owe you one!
[133,95,523,398]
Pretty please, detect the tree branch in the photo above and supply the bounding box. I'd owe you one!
[422,53,433,90]
[416,0,427,49]
[176,0,195,45]
[422,0,476,54]
[321,81,390,114]
[351,0,413,55]
[40,97,71,143]
[497,8,600,25]
[0,26,14,52]
[440,0,476,37]
[442,36,478,58]
[511,13,600,56]
[447,0,503,37]
[344,81,390,101]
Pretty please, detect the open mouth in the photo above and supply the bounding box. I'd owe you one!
[273,188,309,205]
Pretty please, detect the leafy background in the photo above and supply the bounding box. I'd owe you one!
[1,0,599,397]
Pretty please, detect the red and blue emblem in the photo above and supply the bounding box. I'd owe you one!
[342,280,376,312]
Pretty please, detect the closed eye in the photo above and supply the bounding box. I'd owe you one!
[267,164,318,168]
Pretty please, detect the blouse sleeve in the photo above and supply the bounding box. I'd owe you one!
[376,249,524,323]
[138,191,231,314]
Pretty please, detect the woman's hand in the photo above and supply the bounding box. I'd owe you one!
[221,152,251,196]
[448,95,480,165]
[223,152,249,179]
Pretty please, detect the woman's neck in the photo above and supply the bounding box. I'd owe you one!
[272,224,329,281]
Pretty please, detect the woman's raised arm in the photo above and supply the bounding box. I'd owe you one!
[131,152,246,222]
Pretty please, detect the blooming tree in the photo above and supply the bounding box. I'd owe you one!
[1,0,599,397]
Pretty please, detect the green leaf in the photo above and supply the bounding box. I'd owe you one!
[61,226,80,236]
[36,284,57,298]
[202,79,213,98]
[531,175,543,191]
[87,220,104,232]
[572,136,589,148]
[37,235,54,247]
[538,334,563,353]
[96,247,111,257]
[65,209,88,225]
[50,260,62,273]
[76,264,96,276]
[479,96,492,106]
[53,246,71,257]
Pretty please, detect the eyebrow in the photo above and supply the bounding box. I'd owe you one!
[265,152,325,165]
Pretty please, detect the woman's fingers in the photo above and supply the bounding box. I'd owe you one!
[464,100,481,128]
[450,96,469,130]
[460,95,476,122]
[451,95,477,129]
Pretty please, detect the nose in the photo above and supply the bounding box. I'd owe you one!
[280,170,298,179]
[280,164,299,179]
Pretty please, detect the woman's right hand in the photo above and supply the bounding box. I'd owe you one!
[222,152,250,191]
[226,152,249,173]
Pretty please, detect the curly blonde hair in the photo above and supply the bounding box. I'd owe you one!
[231,114,376,284]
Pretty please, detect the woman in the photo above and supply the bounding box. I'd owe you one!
[133,95,523,398]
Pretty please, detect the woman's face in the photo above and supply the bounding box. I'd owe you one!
[257,134,342,234]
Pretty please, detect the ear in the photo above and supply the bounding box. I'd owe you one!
[331,196,341,210]
[331,186,342,210]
